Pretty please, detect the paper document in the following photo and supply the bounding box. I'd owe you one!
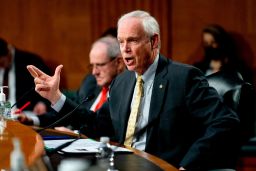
[44,139,132,154]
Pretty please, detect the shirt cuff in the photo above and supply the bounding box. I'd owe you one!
[51,93,66,112]
[29,113,40,126]
[23,111,40,126]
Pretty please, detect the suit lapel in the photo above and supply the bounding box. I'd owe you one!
[146,56,168,145]
[118,73,136,142]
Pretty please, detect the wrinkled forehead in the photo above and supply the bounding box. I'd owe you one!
[117,18,146,38]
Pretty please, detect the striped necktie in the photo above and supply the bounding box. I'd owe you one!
[124,75,144,147]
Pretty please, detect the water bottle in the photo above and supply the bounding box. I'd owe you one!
[4,100,11,119]
[0,86,12,119]
[0,86,7,119]
[96,137,112,159]
[96,137,118,171]
[10,138,27,171]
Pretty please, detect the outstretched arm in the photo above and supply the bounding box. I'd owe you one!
[27,64,63,105]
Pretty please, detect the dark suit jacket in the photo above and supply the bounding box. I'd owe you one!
[48,55,240,170]
[65,74,101,107]
[13,48,51,110]
[38,74,101,129]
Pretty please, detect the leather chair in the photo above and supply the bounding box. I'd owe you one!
[206,71,255,141]
[206,71,255,170]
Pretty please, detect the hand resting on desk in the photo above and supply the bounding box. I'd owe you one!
[16,113,34,125]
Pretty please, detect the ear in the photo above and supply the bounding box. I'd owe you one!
[116,56,125,74]
[150,34,159,49]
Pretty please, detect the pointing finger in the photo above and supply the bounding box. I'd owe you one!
[27,65,39,78]
[54,65,63,78]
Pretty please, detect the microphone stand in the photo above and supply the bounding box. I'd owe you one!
[11,87,34,108]
[45,130,83,155]
[37,94,94,133]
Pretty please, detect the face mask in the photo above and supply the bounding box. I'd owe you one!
[204,46,223,60]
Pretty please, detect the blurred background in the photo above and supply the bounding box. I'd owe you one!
[0,0,255,90]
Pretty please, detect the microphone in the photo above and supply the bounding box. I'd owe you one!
[41,94,95,154]
[11,87,34,108]
[37,94,95,133]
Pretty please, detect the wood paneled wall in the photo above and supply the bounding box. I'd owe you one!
[0,0,255,89]
[0,0,171,89]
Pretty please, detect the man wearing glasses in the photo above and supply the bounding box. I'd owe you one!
[18,36,124,131]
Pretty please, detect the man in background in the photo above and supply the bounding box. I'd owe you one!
[19,36,124,132]
[0,37,51,113]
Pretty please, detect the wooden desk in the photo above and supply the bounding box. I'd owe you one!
[41,129,178,171]
[0,120,178,171]
[0,119,46,170]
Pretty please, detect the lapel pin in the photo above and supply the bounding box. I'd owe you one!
[159,84,163,89]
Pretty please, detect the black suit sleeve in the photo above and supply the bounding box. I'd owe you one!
[59,98,114,138]
[180,68,240,169]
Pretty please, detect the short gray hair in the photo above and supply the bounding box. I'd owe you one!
[117,10,161,49]
[92,37,121,59]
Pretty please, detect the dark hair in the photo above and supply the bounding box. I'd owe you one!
[0,38,9,56]
[100,27,117,38]
[202,24,236,58]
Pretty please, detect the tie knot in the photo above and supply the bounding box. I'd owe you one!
[137,75,143,84]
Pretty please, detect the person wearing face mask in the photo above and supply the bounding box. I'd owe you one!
[194,24,253,84]
[194,25,255,156]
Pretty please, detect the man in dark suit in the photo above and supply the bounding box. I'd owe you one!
[0,37,51,113]
[23,11,239,170]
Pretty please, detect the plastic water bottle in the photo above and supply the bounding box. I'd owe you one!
[96,137,118,171]
[96,137,112,159]
[10,138,27,171]
[0,86,11,119]
[4,100,11,119]
[0,86,7,119]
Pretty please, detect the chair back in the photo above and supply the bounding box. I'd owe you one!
[206,71,255,141]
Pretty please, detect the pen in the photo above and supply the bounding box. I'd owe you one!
[45,138,79,154]
[16,101,31,113]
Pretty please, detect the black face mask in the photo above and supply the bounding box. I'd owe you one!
[204,46,223,60]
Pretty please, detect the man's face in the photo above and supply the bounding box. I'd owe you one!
[89,42,119,87]
[118,18,156,75]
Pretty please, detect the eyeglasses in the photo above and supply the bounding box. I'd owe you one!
[89,58,115,70]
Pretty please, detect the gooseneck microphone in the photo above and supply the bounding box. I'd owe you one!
[11,87,35,108]
[37,94,95,133]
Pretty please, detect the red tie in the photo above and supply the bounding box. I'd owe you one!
[94,87,109,111]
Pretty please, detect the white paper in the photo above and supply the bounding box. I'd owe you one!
[44,139,132,153]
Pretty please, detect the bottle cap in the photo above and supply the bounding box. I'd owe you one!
[58,158,89,171]
[100,137,110,143]
[0,86,8,102]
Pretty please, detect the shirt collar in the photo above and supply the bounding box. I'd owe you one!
[135,54,159,83]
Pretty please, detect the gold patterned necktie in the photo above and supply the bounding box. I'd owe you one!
[124,75,144,147]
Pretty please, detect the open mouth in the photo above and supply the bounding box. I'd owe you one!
[124,57,134,65]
